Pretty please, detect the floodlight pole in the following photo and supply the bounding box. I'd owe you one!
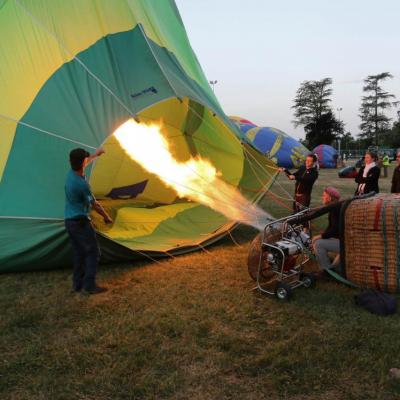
[337,107,343,155]
[209,80,218,92]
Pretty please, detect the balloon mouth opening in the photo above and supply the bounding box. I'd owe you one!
[87,98,245,254]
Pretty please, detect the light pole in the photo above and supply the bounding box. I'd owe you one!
[337,107,343,122]
[336,107,343,155]
[209,80,218,92]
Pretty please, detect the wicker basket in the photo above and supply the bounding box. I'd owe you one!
[343,194,400,293]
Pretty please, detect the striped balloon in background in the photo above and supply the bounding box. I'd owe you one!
[230,117,310,169]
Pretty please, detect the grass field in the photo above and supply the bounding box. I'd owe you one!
[1,165,400,400]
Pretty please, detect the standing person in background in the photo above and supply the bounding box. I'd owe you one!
[382,153,390,178]
[65,148,113,295]
[279,154,319,213]
[391,150,400,193]
[355,151,380,195]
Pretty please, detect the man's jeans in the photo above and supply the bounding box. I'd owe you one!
[65,218,100,291]
[314,238,340,270]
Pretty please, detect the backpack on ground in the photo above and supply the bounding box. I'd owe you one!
[354,289,397,316]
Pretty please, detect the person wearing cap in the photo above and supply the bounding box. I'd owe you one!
[355,151,380,195]
[391,150,400,193]
[279,154,319,213]
[65,147,113,295]
[291,187,342,272]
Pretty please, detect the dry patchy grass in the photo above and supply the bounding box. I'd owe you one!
[1,166,400,400]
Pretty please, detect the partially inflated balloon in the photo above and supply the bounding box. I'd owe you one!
[0,0,276,272]
[313,145,338,168]
[231,119,310,169]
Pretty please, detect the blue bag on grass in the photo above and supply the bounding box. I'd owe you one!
[354,289,397,316]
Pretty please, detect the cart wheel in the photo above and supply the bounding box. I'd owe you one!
[274,282,292,301]
[300,272,316,288]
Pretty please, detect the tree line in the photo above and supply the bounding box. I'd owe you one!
[292,73,400,150]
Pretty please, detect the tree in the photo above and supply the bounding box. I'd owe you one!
[340,131,356,151]
[383,112,400,148]
[292,78,333,127]
[390,122,400,148]
[292,78,342,147]
[304,110,343,148]
[359,72,396,146]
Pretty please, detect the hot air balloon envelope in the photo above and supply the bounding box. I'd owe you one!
[338,166,358,178]
[0,1,276,272]
[231,120,310,169]
[313,145,338,169]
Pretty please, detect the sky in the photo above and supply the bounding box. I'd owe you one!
[175,0,400,140]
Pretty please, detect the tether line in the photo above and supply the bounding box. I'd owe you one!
[0,114,96,150]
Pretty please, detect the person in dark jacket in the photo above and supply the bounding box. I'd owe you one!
[355,151,380,195]
[279,154,319,213]
[391,150,400,193]
[292,187,342,271]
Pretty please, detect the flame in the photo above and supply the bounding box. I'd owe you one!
[113,119,271,229]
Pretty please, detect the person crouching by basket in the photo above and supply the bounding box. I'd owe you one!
[355,151,380,195]
[291,187,342,273]
[312,187,342,273]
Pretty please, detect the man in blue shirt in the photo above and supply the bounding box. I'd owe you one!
[65,148,112,294]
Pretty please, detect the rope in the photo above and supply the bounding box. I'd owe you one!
[236,137,295,216]
[137,24,182,102]
[0,114,96,150]
[242,145,274,190]
[264,190,293,211]
[265,185,299,203]
[163,250,177,259]
[197,243,212,255]
[123,248,164,265]
[239,142,305,210]
[227,229,243,248]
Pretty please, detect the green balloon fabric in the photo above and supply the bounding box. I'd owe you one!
[0,0,277,272]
